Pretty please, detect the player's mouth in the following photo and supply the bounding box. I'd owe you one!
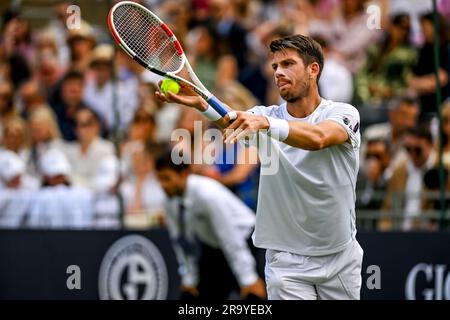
[277,80,291,89]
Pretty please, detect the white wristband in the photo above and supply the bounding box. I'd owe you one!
[264,116,289,141]
[201,106,222,121]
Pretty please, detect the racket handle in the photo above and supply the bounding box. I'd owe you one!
[207,95,229,118]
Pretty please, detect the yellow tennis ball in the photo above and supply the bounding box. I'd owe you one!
[160,78,180,94]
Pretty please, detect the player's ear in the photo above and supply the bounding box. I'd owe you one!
[309,62,320,80]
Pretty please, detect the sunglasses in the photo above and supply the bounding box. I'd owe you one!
[366,153,383,161]
[405,145,423,156]
[134,115,153,123]
[76,119,95,128]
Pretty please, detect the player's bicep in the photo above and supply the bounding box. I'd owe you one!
[317,120,350,148]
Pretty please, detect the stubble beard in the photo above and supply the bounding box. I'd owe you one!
[281,78,311,103]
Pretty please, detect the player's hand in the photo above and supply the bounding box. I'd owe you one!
[155,81,208,111]
[240,278,266,300]
[180,285,199,301]
[223,111,270,144]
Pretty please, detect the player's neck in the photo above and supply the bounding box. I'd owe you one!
[286,91,322,119]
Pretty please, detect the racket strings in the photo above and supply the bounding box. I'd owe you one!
[113,4,182,73]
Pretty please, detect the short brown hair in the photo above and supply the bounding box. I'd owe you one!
[270,34,324,82]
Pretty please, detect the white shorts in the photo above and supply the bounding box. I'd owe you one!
[265,240,364,300]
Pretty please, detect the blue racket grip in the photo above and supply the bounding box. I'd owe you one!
[207,95,229,118]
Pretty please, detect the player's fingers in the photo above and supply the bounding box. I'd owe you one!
[234,128,255,143]
[224,127,244,144]
[224,114,245,131]
[155,91,169,102]
[166,91,194,105]
[223,117,244,141]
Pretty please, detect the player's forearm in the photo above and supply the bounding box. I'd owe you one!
[283,122,328,150]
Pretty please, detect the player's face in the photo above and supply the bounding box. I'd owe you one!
[271,48,313,103]
[156,168,185,197]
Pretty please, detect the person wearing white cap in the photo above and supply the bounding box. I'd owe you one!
[0,150,39,190]
[25,149,94,229]
[0,150,38,228]
[91,155,121,229]
[83,44,139,132]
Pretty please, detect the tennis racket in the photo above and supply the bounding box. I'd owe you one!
[108,1,229,117]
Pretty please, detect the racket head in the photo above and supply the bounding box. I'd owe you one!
[108,1,229,117]
[108,1,184,74]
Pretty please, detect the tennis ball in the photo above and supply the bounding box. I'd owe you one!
[160,78,180,95]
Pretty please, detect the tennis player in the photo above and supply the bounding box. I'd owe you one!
[156,34,363,300]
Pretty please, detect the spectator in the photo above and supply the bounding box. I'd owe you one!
[1,116,28,159]
[0,149,38,191]
[0,81,16,140]
[50,70,87,141]
[91,156,121,229]
[65,107,115,189]
[35,51,64,100]
[212,61,260,210]
[408,12,449,122]
[26,106,66,180]
[84,44,139,132]
[361,96,420,170]
[309,0,382,73]
[174,107,219,179]
[66,24,96,73]
[214,55,259,109]
[18,79,49,119]
[120,105,157,177]
[357,138,391,211]
[46,1,91,67]
[0,150,38,228]
[210,0,250,70]
[186,22,221,91]
[440,100,450,165]
[1,14,32,87]
[315,36,353,103]
[140,74,181,143]
[354,14,417,106]
[26,149,94,229]
[121,142,166,228]
[380,126,436,231]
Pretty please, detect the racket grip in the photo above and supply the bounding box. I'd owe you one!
[207,95,229,118]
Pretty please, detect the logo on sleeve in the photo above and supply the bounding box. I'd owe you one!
[343,117,350,125]
[342,116,359,133]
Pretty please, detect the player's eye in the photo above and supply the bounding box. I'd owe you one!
[271,64,277,71]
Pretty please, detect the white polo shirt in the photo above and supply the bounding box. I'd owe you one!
[248,98,361,256]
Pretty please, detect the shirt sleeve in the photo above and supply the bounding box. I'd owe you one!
[324,103,361,149]
[200,185,258,287]
[246,105,269,116]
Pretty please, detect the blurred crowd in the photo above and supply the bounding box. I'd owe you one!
[0,0,449,231]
